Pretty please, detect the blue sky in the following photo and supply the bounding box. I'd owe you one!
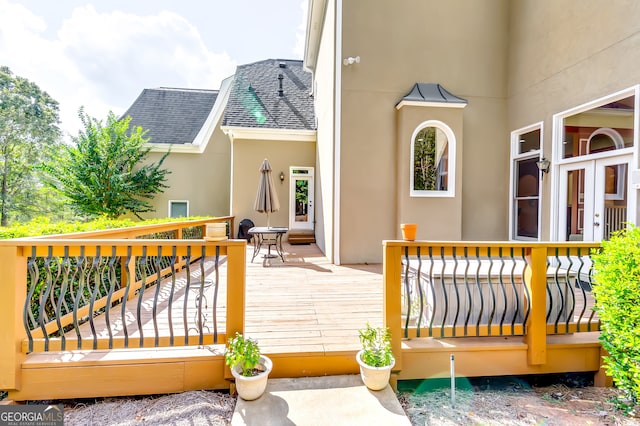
[0,0,307,138]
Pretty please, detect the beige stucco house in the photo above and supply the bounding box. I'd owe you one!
[127,0,640,264]
[304,0,640,264]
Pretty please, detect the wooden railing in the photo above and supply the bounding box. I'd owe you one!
[383,241,602,373]
[0,218,245,393]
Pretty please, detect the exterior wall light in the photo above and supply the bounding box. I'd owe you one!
[536,157,551,177]
[343,56,360,66]
[279,171,285,182]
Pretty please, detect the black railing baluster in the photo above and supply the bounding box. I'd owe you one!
[152,246,163,347]
[486,248,496,335]
[451,248,460,336]
[24,247,38,353]
[497,248,508,336]
[564,248,576,333]
[88,247,102,350]
[105,247,118,349]
[415,247,424,336]
[212,245,221,343]
[474,247,483,334]
[39,247,55,351]
[183,246,192,345]
[439,247,448,337]
[72,248,87,347]
[427,247,436,336]
[168,246,177,346]
[136,246,148,347]
[403,247,411,337]
[521,250,531,332]
[508,248,520,335]
[56,247,70,350]
[122,247,132,348]
[586,251,598,331]
[462,247,471,336]
[551,249,564,332]
[197,247,206,346]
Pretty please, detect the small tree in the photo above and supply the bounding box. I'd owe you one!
[0,66,63,225]
[43,108,170,219]
[592,226,640,410]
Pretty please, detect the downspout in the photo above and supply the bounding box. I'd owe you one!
[333,0,342,265]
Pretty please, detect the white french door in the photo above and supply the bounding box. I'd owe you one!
[289,167,314,231]
[558,155,631,241]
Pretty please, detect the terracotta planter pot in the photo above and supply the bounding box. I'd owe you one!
[231,355,273,401]
[401,223,418,241]
[356,350,395,391]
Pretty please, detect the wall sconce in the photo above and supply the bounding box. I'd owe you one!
[343,56,360,66]
[536,157,551,177]
[279,171,285,183]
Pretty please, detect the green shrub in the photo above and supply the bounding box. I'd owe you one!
[0,216,214,239]
[592,226,640,410]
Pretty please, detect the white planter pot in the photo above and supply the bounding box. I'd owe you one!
[356,350,395,391]
[231,355,273,401]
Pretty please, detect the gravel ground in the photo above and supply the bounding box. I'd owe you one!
[8,376,638,425]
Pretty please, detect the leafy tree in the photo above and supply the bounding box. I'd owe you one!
[42,109,170,219]
[413,127,437,191]
[0,66,62,226]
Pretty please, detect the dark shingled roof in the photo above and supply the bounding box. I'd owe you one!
[400,83,467,105]
[122,88,218,144]
[222,59,315,130]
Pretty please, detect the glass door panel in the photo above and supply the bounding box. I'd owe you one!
[558,156,631,242]
[289,167,314,231]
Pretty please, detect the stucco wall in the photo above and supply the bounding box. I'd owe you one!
[507,0,640,239]
[339,0,510,263]
[230,139,316,237]
[145,125,231,218]
[312,0,337,261]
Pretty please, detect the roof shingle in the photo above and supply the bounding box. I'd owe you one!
[222,59,315,131]
[122,88,218,144]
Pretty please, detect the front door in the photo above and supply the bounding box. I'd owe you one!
[558,155,631,241]
[289,167,314,231]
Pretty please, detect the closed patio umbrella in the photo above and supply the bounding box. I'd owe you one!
[254,158,280,228]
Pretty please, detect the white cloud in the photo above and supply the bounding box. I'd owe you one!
[0,1,237,139]
[293,1,308,59]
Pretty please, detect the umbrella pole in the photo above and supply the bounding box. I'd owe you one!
[267,212,271,228]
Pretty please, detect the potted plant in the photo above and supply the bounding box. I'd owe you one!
[225,332,273,400]
[356,323,395,391]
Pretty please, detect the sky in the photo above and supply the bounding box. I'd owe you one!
[0,0,308,139]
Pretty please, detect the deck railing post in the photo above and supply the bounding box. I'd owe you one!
[0,245,27,391]
[525,246,547,365]
[226,242,246,339]
[383,241,403,372]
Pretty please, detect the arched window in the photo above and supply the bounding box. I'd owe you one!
[410,120,456,197]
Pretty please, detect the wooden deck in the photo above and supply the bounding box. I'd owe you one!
[67,242,383,354]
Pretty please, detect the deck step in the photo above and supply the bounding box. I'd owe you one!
[288,232,315,245]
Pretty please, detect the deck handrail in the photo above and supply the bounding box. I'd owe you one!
[0,227,246,392]
[383,240,602,372]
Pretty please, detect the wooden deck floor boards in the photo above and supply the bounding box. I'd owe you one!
[67,243,384,353]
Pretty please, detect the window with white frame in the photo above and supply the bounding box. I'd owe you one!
[410,120,456,197]
[168,200,189,218]
[511,127,541,240]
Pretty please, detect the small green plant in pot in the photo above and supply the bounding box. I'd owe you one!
[225,333,273,400]
[356,323,395,391]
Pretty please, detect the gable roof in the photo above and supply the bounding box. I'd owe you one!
[222,59,315,131]
[122,88,218,145]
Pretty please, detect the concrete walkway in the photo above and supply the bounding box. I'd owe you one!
[231,375,411,426]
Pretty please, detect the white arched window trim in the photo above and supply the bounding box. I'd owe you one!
[410,120,456,197]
